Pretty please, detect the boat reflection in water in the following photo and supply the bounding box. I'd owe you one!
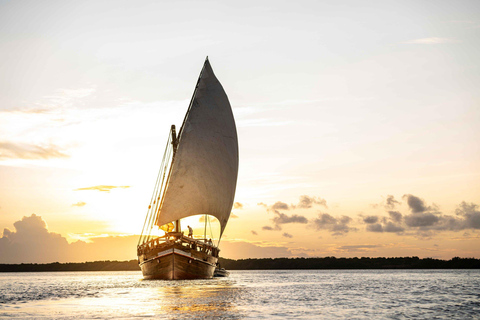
[151,279,242,318]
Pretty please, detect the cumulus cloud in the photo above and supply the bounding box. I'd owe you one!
[383,222,405,233]
[385,195,400,209]
[0,214,138,263]
[367,222,404,233]
[363,195,479,235]
[272,212,308,225]
[295,195,327,209]
[310,213,354,236]
[363,216,378,224]
[261,195,328,213]
[403,194,429,213]
[75,185,131,192]
[366,223,384,232]
[260,195,327,230]
[271,201,289,212]
[388,211,402,223]
[455,201,480,229]
[0,142,69,160]
[405,212,440,227]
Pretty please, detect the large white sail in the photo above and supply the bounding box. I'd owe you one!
[155,59,238,236]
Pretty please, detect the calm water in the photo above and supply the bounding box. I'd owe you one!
[0,270,479,319]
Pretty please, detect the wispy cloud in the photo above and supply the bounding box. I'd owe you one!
[233,202,243,209]
[72,202,86,207]
[0,142,69,160]
[335,244,381,253]
[403,37,457,44]
[74,185,130,192]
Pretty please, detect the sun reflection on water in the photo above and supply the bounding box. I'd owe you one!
[151,280,242,318]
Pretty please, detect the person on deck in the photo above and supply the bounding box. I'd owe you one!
[188,225,193,238]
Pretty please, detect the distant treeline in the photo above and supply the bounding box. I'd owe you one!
[218,256,480,270]
[0,260,140,272]
[1,257,479,272]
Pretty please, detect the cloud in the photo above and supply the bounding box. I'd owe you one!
[198,216,219,223]
[367,222,404,233]
[366,223,384,232]
[74,185,131,192]
[296,195,327,209]
[455,202,480,229]
[261,195,328,214]
[272,212,308,225]
[260,195,327,230]
[363,216,378,224]
[403,37,456,44]
[262,225,281,231]
[385,195,400,209]
[230,214,239,219]
[388,211,402,223]
[403,194,429,213]
[335,245,381,253]
[282,233,293,238]
[383,222,405,233]
[310,213,354,235]
[72,202,86,207]
[233,202,243,209]
[0,142,69,160]
[251,230,258,235]
[271,201,289,211]
[362,196,479,235]
[0,214,138,263]
[405,212,440,227]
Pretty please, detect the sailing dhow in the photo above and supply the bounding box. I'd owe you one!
[137,57,238,280]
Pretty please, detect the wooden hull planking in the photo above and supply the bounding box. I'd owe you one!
[139,243,217,280]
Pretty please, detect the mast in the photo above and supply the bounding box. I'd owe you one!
[170,124,181,233]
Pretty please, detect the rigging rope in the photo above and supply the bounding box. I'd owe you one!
[138,129,173,246]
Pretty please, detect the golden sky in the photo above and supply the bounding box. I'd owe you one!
[1,0,479,263]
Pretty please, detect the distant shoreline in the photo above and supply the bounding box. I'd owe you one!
[1,257,479,272]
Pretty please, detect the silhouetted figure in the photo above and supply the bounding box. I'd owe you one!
[188,225,193,237]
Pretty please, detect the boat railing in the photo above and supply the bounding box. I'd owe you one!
[137,233,219,257]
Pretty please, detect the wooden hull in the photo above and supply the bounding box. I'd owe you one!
[139,244,217,280]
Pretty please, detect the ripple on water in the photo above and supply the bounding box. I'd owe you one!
[0,270,479,319]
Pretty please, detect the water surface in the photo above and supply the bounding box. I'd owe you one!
[1,270,479,319]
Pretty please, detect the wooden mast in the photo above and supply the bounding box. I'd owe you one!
[170,124,181,233]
